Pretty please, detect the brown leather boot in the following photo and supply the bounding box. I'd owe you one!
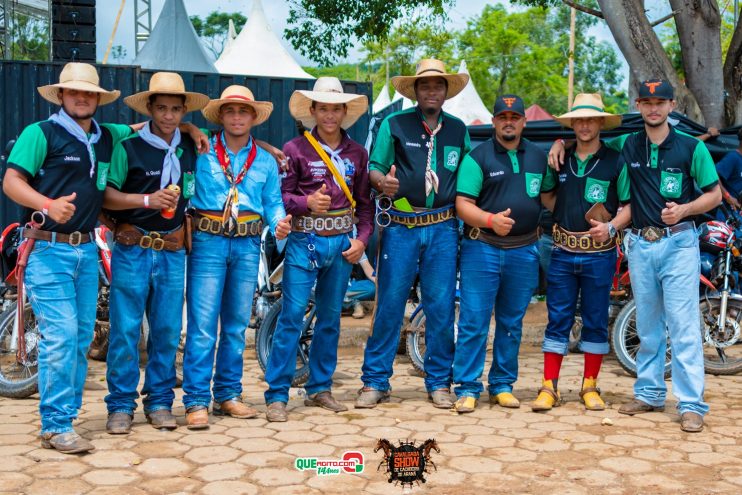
[266,401,288,422]
[186,407,209,430]
[304,391,348,412]
[145,409,177,430]
[618,399,664,415]
[40,431,95,454]
[106,412,133,435]
[214,398,259,419]
[680,412,704,432]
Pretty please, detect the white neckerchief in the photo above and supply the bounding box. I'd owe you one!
[48,108,102,178]
[138,121,182,189]
[319,142,347,188]
[424,121,443,196]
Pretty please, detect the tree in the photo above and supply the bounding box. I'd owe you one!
[3,13,49,61]
[110,45,127,64]
[516,0,742,127]
[285,0,454,66]
[190,12,247,59]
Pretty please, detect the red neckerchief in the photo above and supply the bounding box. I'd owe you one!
[214,131,257,186]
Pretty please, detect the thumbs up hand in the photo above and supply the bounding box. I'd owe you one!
[275,214,292,240]
[489,208,515,236]
[48,192,77,224]
[308,183,332,213]
[380,164,400,196]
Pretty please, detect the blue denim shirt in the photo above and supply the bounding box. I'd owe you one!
[192,133,286,232]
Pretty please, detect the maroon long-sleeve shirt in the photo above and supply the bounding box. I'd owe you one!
[282,128,374,245]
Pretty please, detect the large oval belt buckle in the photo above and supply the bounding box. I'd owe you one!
[469,227,481,240]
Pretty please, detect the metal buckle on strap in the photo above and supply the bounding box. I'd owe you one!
[198,217,211,231]
[139,235,153,249]
[640,226,664,242]
[468,227,481,240]
[209,219,222,235]
[68,231,82,247]
[152,238,165,251]
[578,236,591,250]
[237,222,248,237]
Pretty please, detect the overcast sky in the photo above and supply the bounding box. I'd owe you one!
[94,0,671,77]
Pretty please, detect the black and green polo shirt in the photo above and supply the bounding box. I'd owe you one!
[107,133,197,232]
[553,143,630,232]
[369,107,471,208]
[609,127,718,229]
[457,137,556,236]
[7,120,132,234]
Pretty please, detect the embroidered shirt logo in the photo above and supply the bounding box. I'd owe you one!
[630,162,641,168]
[64,155,81,162]
[446,150,459,169]
[662,175,680,194]
[528,177,541,195]
[587,183,606,202]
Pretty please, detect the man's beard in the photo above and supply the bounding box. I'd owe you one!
[501,134,517,142]
[645,116,667,128]
[64,107,96,120]
[421,105,440,117]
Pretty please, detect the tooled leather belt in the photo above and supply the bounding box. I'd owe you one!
[553,224,616,253]
[628,221,694,243]
[292,208,355,236]
[115,223,184,251]
[194,210,263,237]
[464,224,538,249]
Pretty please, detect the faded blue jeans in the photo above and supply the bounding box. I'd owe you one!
[264,232,353,404]
[182,231,260,409]
[625,227,709,416]
[543,247,617,355]
[361,219,458,393]
[105,243,185,414]
[453,238,539,398]
[25,239,97,435]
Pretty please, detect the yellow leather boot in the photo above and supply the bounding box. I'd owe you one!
[531,379,561,412]
[491,392,521,408]
[580,377,605,411]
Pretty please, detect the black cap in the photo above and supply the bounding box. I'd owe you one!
[493,94,526,117]
[638,79,674,100]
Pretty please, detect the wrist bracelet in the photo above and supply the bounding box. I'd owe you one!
[41,198,52,216]
[143,195,150,208]
[486,213,494,229]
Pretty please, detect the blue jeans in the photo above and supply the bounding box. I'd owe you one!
[625,228,709,416]
[105,243,185,414]
[453,239,539,398]
[25,240,97,434]
[344,279,376,308]
[543,247,617,355]
[182,232,260,408]
[264,232,353,404]
[361,219,458,392]
[538,233,554,274]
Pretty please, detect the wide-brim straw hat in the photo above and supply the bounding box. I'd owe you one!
[37,62,121,106]
[201,85,273,125]
[391,58,469,101]
[124,72,209,116]
[289,77,368,130]
[555,93,622,130]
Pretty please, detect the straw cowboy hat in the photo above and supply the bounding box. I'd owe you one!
[201,85,273,125]
[124,72,209,116]
[37,62,121,106]
[391,58,469,101]
[555,93,622,130]
[289,77,368,130]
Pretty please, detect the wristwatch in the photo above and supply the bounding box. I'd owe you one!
[607,222,617,238]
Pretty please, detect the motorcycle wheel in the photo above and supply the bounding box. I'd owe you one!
[255,296,312,387]
[699,297,742,375]
[0,303,40,398]
[611,299,672,379]
[405,309,427,376]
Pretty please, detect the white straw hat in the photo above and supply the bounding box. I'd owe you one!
[37,62,120,106]
[391,58,469,101]
[289,77,368,130]
[124,72,209,116]
[555,93,622,130]
[201,85,273,125]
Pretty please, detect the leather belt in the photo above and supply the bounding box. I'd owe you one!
[115,223,184,252]
[194,211,263,237]
[22,229,92,247]
[553,224,616,253]
[629,221,694,243]
[464,225,538,249]
[292,208,355,236]
[389,207,455,227]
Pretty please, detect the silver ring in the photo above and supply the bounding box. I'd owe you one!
[31,211,46,227]
[376,211,392,228]
[377,196,393,212]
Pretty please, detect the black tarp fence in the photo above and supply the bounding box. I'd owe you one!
[0,61,372,229]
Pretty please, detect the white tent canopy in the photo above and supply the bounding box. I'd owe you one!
[215,0,314,79]
[442,60,492,125]
[392,89,414,110]
[223,19,238,54]
[132,0,216,73]
[372,83,392,114]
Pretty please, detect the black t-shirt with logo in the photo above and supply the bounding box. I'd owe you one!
[552,144,629,232]
[613,128,718,229]
[457,137,556,236]
[107,133,197,232]
[7,120,132,234]
[369,107,471,208]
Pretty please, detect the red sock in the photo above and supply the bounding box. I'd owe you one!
[544,352,563,382]
[583,353,603,380]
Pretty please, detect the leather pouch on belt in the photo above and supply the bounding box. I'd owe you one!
[184,212,193,254]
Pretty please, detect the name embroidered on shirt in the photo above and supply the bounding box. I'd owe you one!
[146,170,162,176]
[559,173,567,182]
[489,171,504,177]
[630,162,641,168]
[64,155,81,162]
[405,142,422,148]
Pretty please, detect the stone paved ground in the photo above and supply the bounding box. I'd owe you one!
[2,337,742,494]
